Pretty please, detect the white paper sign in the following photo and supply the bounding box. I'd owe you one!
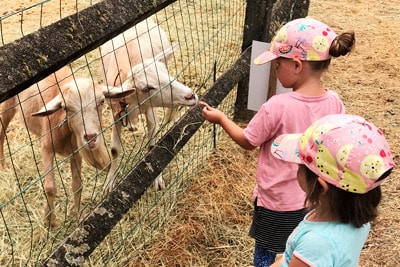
[248,40,292,111]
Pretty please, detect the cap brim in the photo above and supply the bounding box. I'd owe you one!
[254,50,279,65]
[271,133,302,164]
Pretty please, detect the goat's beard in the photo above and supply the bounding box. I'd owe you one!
[80,139,111,171]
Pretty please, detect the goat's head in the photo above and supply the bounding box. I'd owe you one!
[120,43,198,108]
[31,79,132,170]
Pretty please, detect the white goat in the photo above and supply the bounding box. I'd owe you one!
[100,19,198,193]
[0,67,133,227]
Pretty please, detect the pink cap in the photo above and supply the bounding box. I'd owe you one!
[271,114,396,194]
[254,18,338,65]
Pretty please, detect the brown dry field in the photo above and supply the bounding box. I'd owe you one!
[1,0,399,266]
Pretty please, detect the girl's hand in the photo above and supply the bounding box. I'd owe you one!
[200,100,255,150]
[201,102,225,124]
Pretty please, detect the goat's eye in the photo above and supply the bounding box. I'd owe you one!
[143,86,155,93]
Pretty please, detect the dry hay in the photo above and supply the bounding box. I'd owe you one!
[128,124,257,266]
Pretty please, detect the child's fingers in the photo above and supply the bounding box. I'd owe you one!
[201,105,213,119]
[198,100,210,108]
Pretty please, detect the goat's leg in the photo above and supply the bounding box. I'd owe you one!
[0,97,17,168]
[146,107,158,149]
[41,147,57,227]
[145,107,165,190]
[165,107,179,123]
[104,119,123,194]
[70,153,83,222]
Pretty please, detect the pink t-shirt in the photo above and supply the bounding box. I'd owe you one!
[243,90,345,211]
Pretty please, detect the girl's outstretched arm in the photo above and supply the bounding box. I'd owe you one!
[202,104,256,150]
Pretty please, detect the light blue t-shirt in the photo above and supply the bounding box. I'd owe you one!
[279,210,370,267]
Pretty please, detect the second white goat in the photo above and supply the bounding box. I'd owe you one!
[100,19,198,193]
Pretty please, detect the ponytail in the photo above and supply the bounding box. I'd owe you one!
[307,31,355,71]
[329,31,356,57]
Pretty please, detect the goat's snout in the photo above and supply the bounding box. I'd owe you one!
[185,93,197,101]
[84,133,98,148]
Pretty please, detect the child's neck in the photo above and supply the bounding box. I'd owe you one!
[292,74,326,96]
[308,201,336,222]
[308,209,334,222]
[294,86,327,96]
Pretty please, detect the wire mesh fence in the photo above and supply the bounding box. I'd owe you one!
[0,0,103,45]
[0,0,245,265]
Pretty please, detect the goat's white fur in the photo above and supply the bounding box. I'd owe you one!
[100,19,198,193]
[0,67,133,227]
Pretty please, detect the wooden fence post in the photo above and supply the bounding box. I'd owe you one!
[234,0,276,121]
[234,0,309,121]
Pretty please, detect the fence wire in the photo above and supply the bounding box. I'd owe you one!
[0,0,245,265]
[0,0,103,46]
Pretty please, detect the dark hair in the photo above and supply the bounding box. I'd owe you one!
[308,31,356,71]
[303,166,390,228]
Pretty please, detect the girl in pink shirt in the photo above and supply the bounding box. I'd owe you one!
[202,18,355,267]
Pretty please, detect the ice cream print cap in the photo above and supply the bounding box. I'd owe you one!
[271,114,396,194]
[254,17,338,65]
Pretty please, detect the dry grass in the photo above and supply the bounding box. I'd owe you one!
[128,131,257,266]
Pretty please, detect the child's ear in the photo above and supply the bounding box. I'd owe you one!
[292,58,303,73]
[317,177,329,195]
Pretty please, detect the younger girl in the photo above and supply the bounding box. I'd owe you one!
[270,114,395,266]
[202,18,355,266]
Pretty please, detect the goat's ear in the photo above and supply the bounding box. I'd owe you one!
[31,95,63,117]
[102,85,135,99]
[155,43,180,63]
